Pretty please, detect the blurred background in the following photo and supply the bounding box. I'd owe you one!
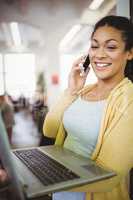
[0,0,133,199]
[0,0,132,148]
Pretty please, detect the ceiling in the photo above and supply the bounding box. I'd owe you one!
[0,0,116,53]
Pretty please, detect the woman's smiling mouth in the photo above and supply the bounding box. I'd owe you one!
[94,62,112,70]
[95,62,112,67]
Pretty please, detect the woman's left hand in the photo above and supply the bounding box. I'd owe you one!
[0,169,8,183]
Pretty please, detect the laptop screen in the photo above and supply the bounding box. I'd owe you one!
[0,112,25,200]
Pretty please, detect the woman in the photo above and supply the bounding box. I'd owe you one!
[43,15,133,200]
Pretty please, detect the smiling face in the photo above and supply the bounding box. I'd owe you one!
[89,25,133,82]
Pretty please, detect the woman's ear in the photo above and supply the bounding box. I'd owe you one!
[127,48,133,60]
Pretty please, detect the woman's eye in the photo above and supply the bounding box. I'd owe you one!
[107,46,117,50]
[91,46,98,49]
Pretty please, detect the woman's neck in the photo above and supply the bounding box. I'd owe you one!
[81,76,125,102]
[96,76,125,92]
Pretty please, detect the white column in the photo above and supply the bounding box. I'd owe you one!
[116,0,130,18]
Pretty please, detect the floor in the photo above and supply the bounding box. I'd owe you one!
[12,109,41,149]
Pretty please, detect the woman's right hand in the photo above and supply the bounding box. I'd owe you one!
[68,56,90,95]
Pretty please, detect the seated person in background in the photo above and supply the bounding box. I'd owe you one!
[43,15,133,200]
[32,93,49,145]
[0,94,14,144]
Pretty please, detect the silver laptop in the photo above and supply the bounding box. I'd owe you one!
[0,113,116,200]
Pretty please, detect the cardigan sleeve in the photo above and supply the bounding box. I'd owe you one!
[43,89,77,139]
[96,101,133,177]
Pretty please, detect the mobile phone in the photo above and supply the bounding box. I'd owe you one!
[83,55,90,72]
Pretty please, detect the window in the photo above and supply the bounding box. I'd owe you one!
[1,53,36,98]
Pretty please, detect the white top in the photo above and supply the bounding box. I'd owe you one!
[63,97,106,158]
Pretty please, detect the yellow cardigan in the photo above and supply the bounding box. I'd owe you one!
[43,78,133,200]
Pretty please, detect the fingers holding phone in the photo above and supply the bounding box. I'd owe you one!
[71,55,90,75]
[68,55,90,95]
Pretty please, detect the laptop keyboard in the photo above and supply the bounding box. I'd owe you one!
[13,148,80,186]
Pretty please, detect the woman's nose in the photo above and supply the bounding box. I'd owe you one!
[95,47,107,58]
